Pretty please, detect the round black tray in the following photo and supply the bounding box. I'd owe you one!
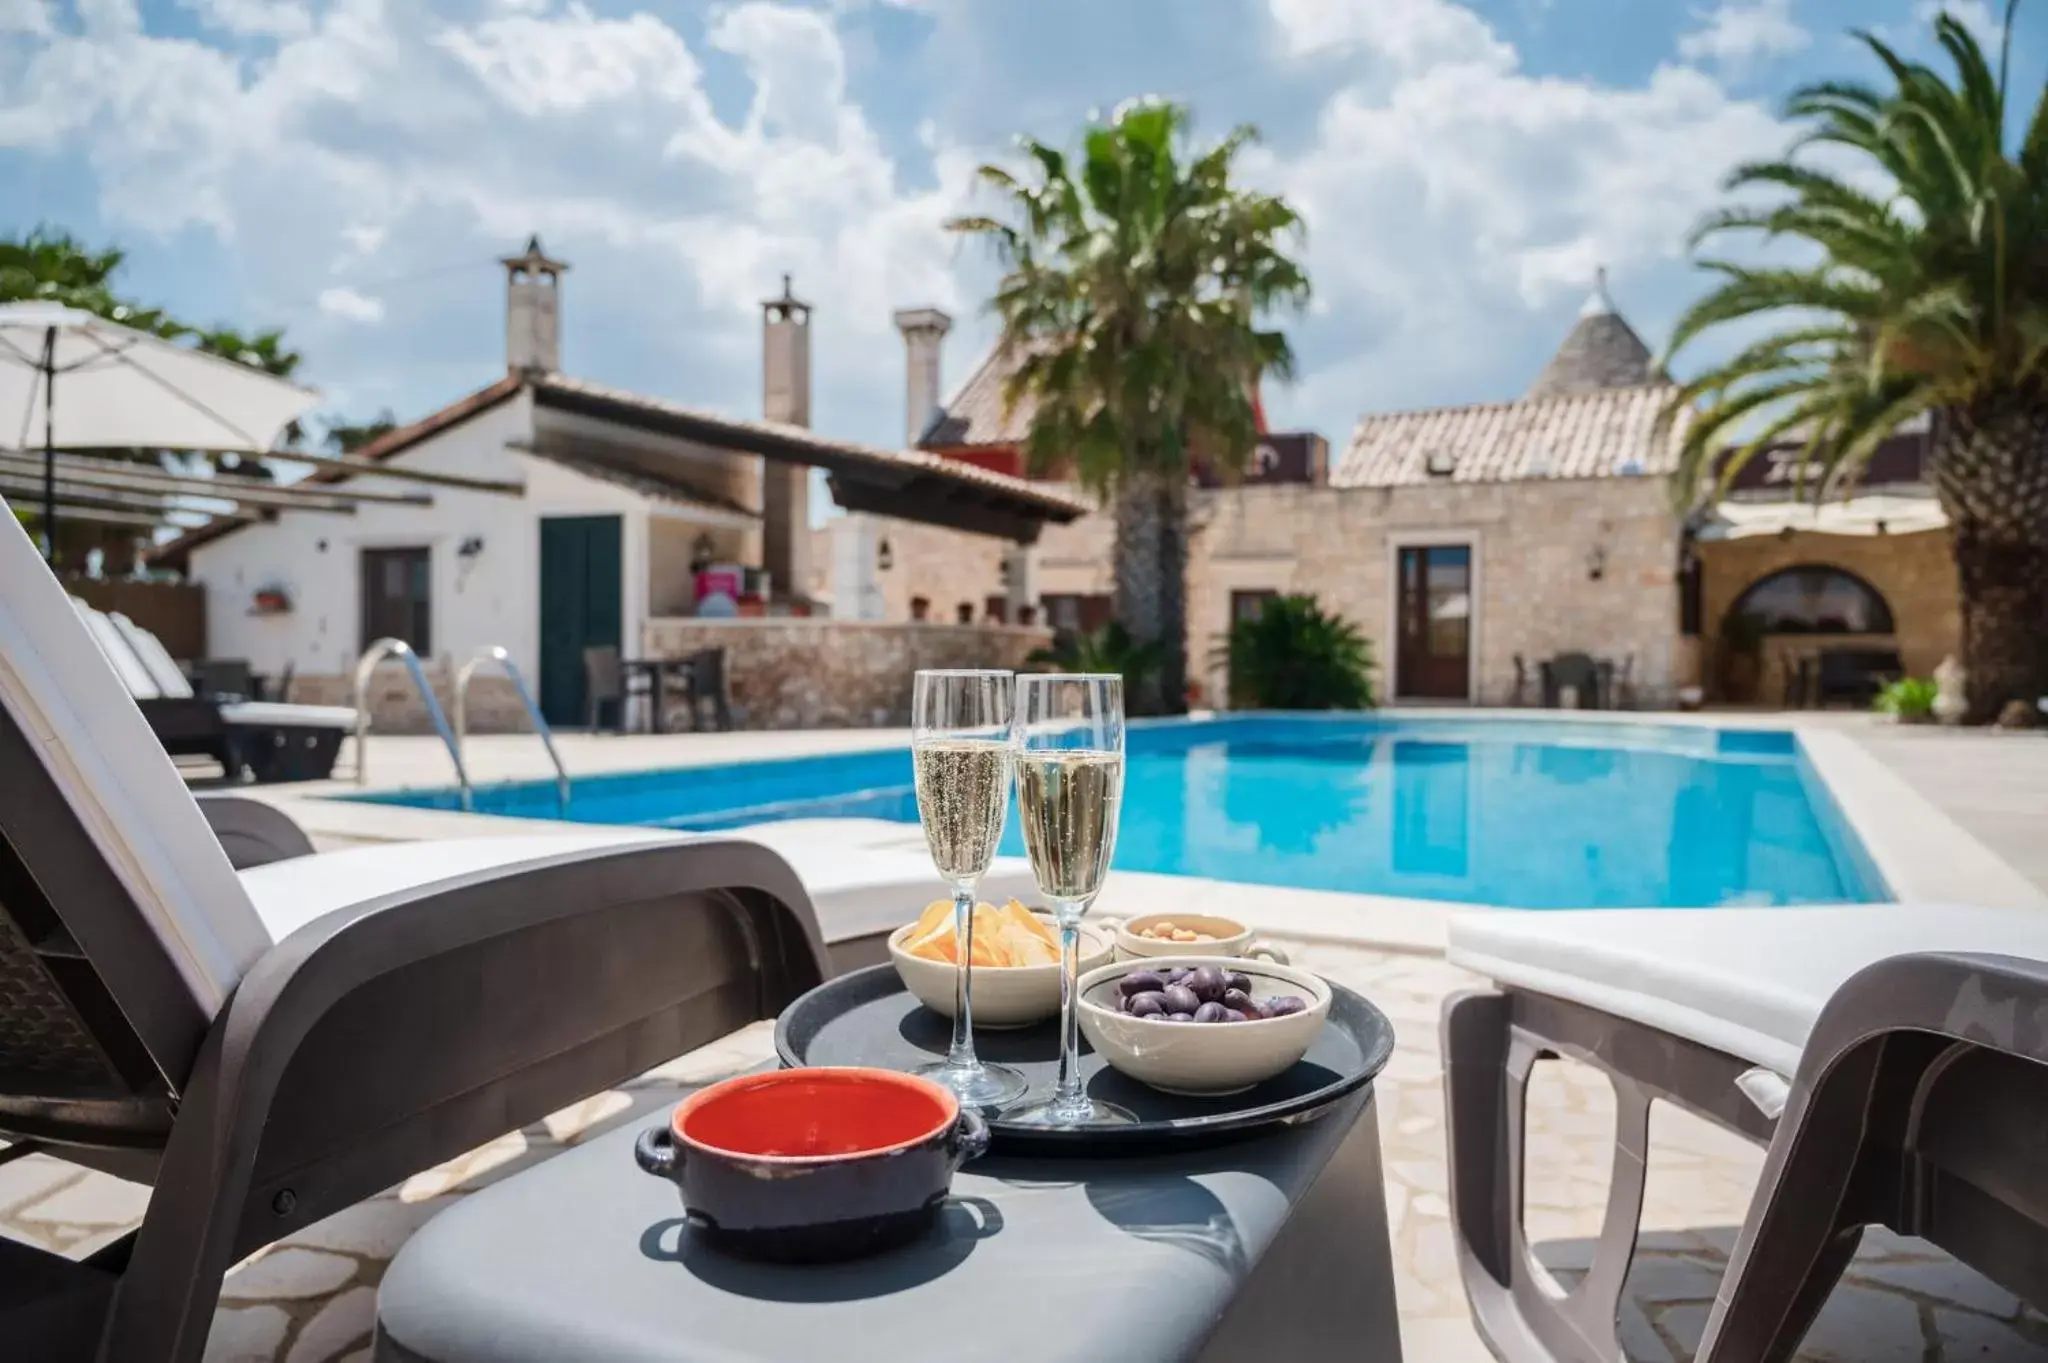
[773,964,1397,1155]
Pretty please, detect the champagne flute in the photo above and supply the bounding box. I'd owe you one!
[909,669,1029,1110]
[1006,672,1136,1128]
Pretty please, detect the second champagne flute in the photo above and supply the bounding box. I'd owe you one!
[1006,672,1135,1129]
[909,668,1028,1110]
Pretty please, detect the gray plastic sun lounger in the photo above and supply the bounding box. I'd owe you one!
[71,600,360,782]
[1441,905,2048,1363]
[0,509,833,1363]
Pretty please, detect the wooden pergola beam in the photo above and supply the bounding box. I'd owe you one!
[0,452,406,512]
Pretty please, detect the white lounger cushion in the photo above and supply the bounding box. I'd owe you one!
[1448,904,2048,1079]
[219,701,359,729]
[240,828,1038,948]
[2,508,271,1013]
[108,611,196,698]
[73,599,163,699]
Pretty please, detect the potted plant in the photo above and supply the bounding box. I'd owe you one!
[1874,677,1939,724]
[1213,595,1376,710]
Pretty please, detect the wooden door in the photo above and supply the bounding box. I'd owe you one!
[538,515,623,726]
[1395,544,1471,700]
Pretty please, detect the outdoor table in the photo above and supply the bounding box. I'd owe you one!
[372,1083,1402,1362]
[619,658,693,733]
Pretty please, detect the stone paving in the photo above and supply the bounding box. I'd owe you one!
[5,940,2042,1361]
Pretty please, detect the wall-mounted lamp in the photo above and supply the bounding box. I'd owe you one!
[877,537,894,572]
[1585,544,1608,581]
[458,536,486,560]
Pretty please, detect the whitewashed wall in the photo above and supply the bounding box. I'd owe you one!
[189,390,663,684]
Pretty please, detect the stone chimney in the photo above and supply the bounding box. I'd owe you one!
[892,307,951,446]
[761,275,812,604]
[500,235,568,374]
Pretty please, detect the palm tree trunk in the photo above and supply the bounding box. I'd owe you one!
[1112,467,1189,716]
[1929,396,2048,723]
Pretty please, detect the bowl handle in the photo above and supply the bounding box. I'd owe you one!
[634,1125,683,1179]
[1243,939,1291,966]
[947,1105,991,1169]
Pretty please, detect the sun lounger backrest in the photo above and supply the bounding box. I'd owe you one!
[73,600,163,700]
[108,612,197,699]
[0,504,269,1116]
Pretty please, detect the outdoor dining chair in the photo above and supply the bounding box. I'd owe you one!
[1441,904,2048,1363]
[0,508,833,1363]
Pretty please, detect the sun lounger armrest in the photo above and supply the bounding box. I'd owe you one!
[1795,951,2048,1086]
[102,838,829,1360]
[194,796,317,869]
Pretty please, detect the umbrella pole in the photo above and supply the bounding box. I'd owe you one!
[41,327,55,566]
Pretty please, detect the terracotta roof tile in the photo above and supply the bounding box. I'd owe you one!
[1330,383,1686,489]
[921,343,1041,449]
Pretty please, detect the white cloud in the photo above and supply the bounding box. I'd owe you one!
[0,0,980,440]
[317,285,385,322]
[1678,0,1809,68]
[0,0,50,36]
[177,0,313,38]
[1248,0,1790,417]
[1267,0,1512,71]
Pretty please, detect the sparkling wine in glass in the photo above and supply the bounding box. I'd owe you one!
[1006,672,1135,1129]
[909,669,1028,1110]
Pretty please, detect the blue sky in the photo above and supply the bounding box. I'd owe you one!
[0,0,2038,466]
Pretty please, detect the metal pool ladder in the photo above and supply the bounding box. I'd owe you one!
[352,638,470,794]
[455,646,570,814]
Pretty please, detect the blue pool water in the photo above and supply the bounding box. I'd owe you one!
[344,716,1885,909]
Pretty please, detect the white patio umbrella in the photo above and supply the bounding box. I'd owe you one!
[0,300,322,561]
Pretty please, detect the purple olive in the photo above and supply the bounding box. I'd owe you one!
[1262,994,1309,1018]
[1128,991,1168,1018]
[1222,987,1259,1016]
[1162,968,1190,986]
[1120,970,1167,998]
[1222,1009,1248,1023]
[1162,984,1201,1015]
[1193,1001,1231,1024]
[1226,971,1252,995]
[1187,966,1230,1003]
[1159,1011,1192,1022]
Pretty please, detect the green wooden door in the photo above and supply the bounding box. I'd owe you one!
[538,515,624,726]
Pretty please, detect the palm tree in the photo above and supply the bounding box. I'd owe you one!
[949,99,1310,714]
[1664,3,2048,722]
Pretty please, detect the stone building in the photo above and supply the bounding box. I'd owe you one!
[846,274,1957,709]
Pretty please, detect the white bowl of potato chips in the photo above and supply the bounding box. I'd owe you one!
[888,900,1115,1029]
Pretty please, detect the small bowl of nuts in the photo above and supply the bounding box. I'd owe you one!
[1106,912,1289,965]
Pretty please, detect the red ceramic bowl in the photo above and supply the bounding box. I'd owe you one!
[633,1068,989,1263]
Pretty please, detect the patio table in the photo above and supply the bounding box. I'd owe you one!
[372,1083,1401,1362]
[620,658,693,733]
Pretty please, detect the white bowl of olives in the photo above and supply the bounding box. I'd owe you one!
[1075,955,1331,1096]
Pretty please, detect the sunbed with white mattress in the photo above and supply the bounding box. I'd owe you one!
[72,600,356,780]
[0,504,831,1361]
[1441,904,2048,1362]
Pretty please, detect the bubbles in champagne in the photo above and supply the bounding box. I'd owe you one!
[913,738,1012,882]
[1016,749,1124,902]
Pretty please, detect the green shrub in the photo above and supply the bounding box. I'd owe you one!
[1219,595,1376,710]
[1875,676,1938,721]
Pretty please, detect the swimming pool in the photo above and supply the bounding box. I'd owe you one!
[345,716,1885,909]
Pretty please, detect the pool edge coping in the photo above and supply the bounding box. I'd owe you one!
[257,712,2046,957]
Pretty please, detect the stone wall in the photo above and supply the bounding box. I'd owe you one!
[1185,478,1682,706]
[642,618,1052,728]
[826,475,1685,707]
[1696,527,1958,702]
[292,668,535,734]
